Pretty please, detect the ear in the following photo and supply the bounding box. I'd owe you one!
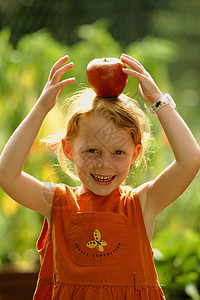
[61,137,74,161]
[131,143,142,164]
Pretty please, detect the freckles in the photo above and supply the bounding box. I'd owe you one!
[75,155,95,171]
[76,153,91,165]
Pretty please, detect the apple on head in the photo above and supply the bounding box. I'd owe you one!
[86,58,128,98]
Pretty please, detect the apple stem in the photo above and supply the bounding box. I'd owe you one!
[104,58,108,62]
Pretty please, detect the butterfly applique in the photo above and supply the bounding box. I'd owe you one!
[86,229,107,252]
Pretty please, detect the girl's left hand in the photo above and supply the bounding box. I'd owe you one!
[121,54,163,104]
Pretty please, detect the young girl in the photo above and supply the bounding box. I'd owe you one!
[0,54,199,299]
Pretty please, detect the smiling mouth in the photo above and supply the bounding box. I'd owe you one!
[91,174,116,182]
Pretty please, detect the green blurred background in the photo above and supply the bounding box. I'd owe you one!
[0,0,200,299]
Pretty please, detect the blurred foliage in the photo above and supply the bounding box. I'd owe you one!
[0,20,200,299]
[152,228,200,300]
[0,0,152,46]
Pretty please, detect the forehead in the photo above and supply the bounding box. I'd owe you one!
[76,115,133,149]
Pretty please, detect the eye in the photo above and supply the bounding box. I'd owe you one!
[113,150,124,155]
[88,149,99,154]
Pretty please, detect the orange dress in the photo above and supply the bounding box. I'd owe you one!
[33,185,166,299]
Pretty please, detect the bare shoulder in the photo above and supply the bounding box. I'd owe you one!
[41,181,57,218]
[134,181,152,213]
[134,181,156,241]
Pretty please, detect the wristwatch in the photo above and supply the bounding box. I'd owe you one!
[145,94,176,116]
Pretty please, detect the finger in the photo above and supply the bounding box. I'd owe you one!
[49,55,69,80]
[121,53,144,67]
[121,54,145,72]
[122,68,145,82]
[51,62,74,84]
[56,77,75,90]
[121,56,144,74]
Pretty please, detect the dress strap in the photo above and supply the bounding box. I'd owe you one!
[52,184,80,212]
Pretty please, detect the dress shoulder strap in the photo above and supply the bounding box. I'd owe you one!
[52,184,80,212]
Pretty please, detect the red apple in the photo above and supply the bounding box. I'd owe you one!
[86,58,128,97]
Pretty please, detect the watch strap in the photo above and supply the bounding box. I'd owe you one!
[144,93,176,116]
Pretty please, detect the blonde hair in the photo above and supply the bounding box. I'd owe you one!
[45,88,151,181]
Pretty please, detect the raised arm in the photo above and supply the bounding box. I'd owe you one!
[121,54,200,218]
[0,55,75,218]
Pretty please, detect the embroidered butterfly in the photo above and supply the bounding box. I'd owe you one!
[86,229,107,252]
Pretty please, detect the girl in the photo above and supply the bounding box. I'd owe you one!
[0,54,199,299]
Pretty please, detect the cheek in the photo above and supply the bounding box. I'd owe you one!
[116,154,133,165]
[120,157,133,172]
[74,154,97,171]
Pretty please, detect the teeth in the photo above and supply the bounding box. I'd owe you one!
[92,174,114,182]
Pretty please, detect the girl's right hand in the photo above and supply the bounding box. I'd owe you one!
[38,55,75,113]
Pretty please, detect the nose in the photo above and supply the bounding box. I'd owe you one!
[96,152,113,170]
